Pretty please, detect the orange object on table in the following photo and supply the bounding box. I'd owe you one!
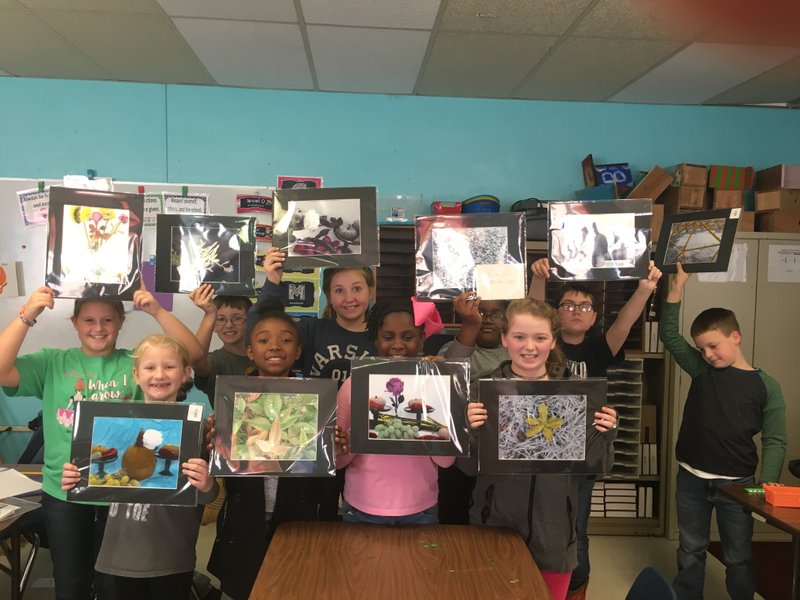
[763,484,800,508]
[431,201,462,214]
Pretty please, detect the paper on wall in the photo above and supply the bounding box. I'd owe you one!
[17,188,49,226]
[767,244,800,283]
[697,243,747,283]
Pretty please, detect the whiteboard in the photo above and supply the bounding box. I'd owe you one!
[0,177,273,355]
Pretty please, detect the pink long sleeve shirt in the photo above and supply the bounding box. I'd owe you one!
[336,377,455,516]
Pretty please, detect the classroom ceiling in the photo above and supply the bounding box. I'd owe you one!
[1,0,799,107]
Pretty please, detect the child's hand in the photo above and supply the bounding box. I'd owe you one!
[335,425,349,455]
[21,286,55,322]
[61,462,81,491]
[453,291,481,328]
[264,247,286,285]
[420,355,444,362]
[674,262,690,287]
[593,406,618,433]
[133,281,161,316]
[183,458,213,493]
[189,284,216,314]
[467,402,487,429]
[531,258,550,280]
[204,414,216,453]
[638,261,662,293]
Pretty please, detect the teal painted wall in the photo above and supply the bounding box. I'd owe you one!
[0,76,798,461]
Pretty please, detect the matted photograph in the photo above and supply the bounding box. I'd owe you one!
[478,378,608,474]
[349,358,470,457]
[547,199,651,281]
[272,187,379,268]
[154,214,256,294]
[68,401,203,506]
[211,376,337,477]
[415,212,526,301]
[654,208,740,273]
[45,187,144,300]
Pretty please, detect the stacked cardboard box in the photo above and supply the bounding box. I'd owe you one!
[755,165,800,233]
[627,166,672,242]
[663,164,709,214]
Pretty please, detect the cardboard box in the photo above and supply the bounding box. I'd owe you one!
[668,163,708,187]
[712,189,744,209]
[662,185,708,213]
[651,204,664,243]
[756,164,800,191]
[707,165,754,190]
[628,166,673,202]
[757,209,800,233]
[737,211,755,232]
[755,189,800,212]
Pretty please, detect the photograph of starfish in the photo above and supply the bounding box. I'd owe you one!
[498,394,587,461]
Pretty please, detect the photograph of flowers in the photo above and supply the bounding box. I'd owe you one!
[68,401,203,505]
[45,186,144,300]
[349,358,470,457]
[547,199,651,281]
[415,212,526,301]
[211,376,337,477]
[478,378,607,474]
[154,214,256,294]
[654,208,739,273]
[272,186,378,268]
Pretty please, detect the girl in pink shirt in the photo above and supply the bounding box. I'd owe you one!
[335,298,454,524]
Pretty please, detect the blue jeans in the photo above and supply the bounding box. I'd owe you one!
[41,492,107,600]
[568,478,594,591]
[674,466,755,600]
[342,500,438,525]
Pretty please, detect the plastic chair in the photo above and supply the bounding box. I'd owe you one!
[625,566,676,600]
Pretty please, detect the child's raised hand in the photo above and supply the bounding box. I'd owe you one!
[531,258,551,280]
[133,281,161,316]
[467,402,487,429]
[453,291,481,328]
[264,247,286,285]
[335,425,349,455]
[61,462,81,491]
[674,262,690,287]
[21,286,55,322]
[182,458,213,493]
[189,284,216,314]
[638,261,663,293]
[593,406,618,433]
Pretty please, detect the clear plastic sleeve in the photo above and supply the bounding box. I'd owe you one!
[45,187,144,300]
[210,376,337,477]
[414,212,527,301]
[67,401,204,506]
[349,358,471,457]
[548,199,652,281]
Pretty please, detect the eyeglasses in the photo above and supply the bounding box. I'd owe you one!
[558,303,594,313]
[215,315,245,327]
[478,310,505,322]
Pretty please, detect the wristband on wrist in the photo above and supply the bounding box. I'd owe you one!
[18,308,37,327]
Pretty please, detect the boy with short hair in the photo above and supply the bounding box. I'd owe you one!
[661,263,786,600]
[189,284,254,403]
[530,258,662,600]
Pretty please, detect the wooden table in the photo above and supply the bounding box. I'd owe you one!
[0,465,42,600]
[250,522,552,599]
[718,484,800,600]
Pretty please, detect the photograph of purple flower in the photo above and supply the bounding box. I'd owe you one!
[385,377,405,416]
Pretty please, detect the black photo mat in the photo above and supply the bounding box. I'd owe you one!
[349,358,470,457]
[154,214,256,294]
[67,401,203,506]
[653,208,739,273]
[478,378,608,474]
[547,199,651,281]
[45,186,144,300]
[414,212,526,301]
[210,376,337,477]
[272,186,379,268]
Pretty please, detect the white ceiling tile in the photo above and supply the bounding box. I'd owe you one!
[0,7,111,79]
[418,31,556,98]
[516,37,682,101]
[440,0,591,35]
[706,55,800,105]
[173,18,313,89]
[35,10,214,84]
[19,0,162,14]
[612,43,800,104]
[157,0,297,22]
[309,25,429,93]
[574,0,703,40]
[301,0,439,29]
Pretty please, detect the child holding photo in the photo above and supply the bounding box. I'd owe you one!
[61,334,216,600]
